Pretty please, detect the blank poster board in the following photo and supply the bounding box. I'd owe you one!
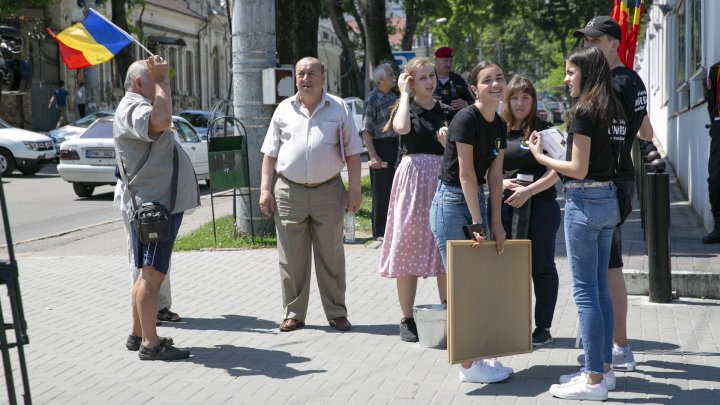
[446,240,532,364]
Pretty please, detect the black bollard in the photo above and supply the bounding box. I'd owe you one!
[646,159,672,303]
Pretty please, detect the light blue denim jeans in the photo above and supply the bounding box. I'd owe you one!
[429,181,489,268]
[564,181,620,374]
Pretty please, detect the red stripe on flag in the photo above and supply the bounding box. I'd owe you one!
[46,27,92,70]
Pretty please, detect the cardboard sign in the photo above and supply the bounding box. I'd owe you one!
[446,240,532,364]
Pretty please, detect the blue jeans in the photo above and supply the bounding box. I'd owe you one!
[564,181,619,374]
[429,181,489,268]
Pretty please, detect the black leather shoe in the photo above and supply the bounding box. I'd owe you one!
[702,228,720,244]
[329,317,352,331]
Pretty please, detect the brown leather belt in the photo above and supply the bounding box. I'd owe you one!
[280,173,340,188]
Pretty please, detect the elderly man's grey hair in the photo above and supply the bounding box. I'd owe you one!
[124,60,151,91]
[372,63,393,86]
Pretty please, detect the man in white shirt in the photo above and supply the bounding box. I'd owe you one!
[259,57,363,332]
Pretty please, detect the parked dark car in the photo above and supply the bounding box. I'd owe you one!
[543,100,563,123]
[536,100,550,122]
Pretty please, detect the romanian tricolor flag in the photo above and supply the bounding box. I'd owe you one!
[46,9,134,70]
[625,0,645,68]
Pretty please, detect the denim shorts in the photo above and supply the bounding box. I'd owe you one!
[131,212,184,274]
[429,181,489,268]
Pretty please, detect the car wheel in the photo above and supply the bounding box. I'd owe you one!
[0,149,16,176]
[73,183,95,198]
[19,167,40,175]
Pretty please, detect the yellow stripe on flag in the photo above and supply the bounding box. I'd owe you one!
[56,23,115,64]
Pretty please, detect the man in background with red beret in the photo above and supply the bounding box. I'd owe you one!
[433,46,474,110]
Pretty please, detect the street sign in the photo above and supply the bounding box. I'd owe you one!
[392,51,416,71]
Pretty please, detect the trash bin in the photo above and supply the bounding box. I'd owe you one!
[208,136,248,189]
[413,304,447,349]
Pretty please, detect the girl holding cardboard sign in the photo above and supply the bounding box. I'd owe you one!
[429,60,509,384]
[529,47,626,401]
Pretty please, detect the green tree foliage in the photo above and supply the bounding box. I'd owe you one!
[0,0,52,15]
[429,0,613,94]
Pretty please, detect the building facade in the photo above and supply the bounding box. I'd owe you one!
[0,0,231,130]
[639,0,719,232]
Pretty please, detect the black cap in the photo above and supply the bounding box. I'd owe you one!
[573,16,622,42]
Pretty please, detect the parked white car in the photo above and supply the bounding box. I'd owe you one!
[47,110,115,154]
[57,116,209,197]
[0,118,56,176]
[343,97,365,132]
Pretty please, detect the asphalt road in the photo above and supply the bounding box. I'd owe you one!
[1,163,231,257]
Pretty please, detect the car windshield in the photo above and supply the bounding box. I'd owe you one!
[537,101,546,110]
[0,118,11,129]
[545,101,559,109]
[71,112,114,128]
[80,121,114,139]
[179,112,209,128]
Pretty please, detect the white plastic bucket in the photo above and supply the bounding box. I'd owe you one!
[413,304,447,349]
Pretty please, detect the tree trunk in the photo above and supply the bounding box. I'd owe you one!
[360,0,395,71]
[276,0,320,65]
[324,0,363,98]
[401,0,418,51]
[111,0,133,87]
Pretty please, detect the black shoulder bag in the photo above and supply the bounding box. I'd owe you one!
[118,143,179,244]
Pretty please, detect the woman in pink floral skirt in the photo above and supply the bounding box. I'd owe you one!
[379,57,455,342]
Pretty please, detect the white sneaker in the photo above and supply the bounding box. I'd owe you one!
[559,369,616,390]
[549,377,608,401]
[612,345,637,371]
[577,345,637,371]
[458,361,510,383]
[484,358,513,374]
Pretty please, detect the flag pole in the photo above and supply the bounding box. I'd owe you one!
[88,8,155,57]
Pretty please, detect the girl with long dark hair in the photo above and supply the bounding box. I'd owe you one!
[529,47,626,401]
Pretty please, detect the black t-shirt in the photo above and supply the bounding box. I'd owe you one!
[398,99,454,158]
[612,66,648,180]
[565,112,627,182]
[434,71,474,106]
[440,105,507,186]
[503,118,556,199]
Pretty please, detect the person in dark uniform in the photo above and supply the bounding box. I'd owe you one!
[433,47,474,111]
[703,61,720,243]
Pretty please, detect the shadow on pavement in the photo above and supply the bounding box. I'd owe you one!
[296,323,398,336]
[186,344,326,379]
[465,365,571,397]
[161,314,278,333]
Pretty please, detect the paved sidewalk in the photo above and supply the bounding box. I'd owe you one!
[3,166,720,404]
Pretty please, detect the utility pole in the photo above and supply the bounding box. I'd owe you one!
[232,0,276,234]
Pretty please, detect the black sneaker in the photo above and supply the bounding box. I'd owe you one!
[400,318,419,342]
[126,335,174,351]
[532,327,554,347]
[138,339,189,360]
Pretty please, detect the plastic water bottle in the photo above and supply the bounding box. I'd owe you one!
[343,212,356,243]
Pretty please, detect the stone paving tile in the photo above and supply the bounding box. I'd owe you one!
[1,246,716,404]
[2,167,719,404]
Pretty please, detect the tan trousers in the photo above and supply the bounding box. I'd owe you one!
[274,175,347,321]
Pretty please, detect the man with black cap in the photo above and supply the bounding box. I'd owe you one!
[572,15,657,374]
[433,46,474,110]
